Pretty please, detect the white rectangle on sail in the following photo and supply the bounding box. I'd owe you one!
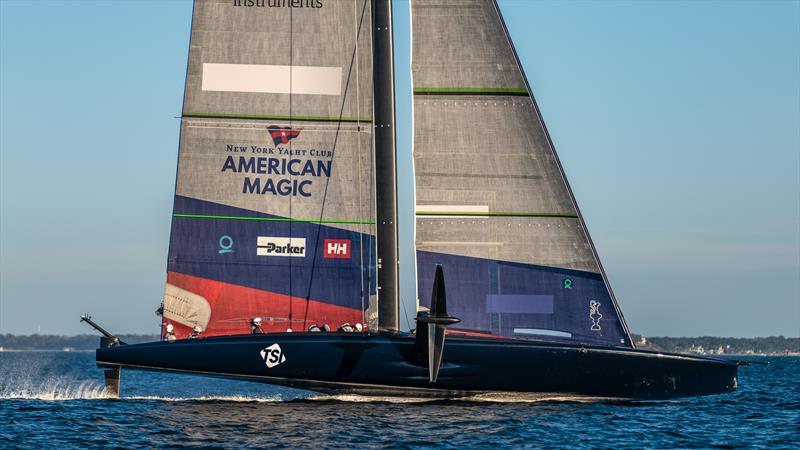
[256,236,306,257]
[202,63,342,96]
[513,328,572,338]
[415,205,489,213]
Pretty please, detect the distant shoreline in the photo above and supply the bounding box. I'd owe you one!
[0,334,159,351]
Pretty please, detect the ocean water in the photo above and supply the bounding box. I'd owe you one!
[0,352,797,449]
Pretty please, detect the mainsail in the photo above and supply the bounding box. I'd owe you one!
[163,0,376,338]
[411,0,633,347]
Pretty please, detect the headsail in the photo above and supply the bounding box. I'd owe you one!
[411,0,633,347]
[163,0,376,338]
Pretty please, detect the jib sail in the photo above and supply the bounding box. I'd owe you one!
[163,0,376,338]
[411,0,633,347]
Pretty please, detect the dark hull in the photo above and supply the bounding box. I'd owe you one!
[96,333,737,399]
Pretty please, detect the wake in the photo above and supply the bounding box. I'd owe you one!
[0,385,286,403]
[0,380,110,401]
[306,393,628,404]
[0,384,624,404]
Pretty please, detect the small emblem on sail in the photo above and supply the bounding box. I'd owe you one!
[267,126,301,146]
[257,236,306,257]
[218,235,234,254]
[589,300,602,331]
[260,343,286,368]
[323,239,351,259]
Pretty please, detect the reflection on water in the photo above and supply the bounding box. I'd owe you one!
[1,351,798,448]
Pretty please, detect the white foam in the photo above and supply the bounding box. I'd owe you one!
[0,383,627,404]
[0,387,285,403]
[119,395,283,403]
[0,380,110,401]
[305,392,624,404]
[307,394,441,404]
[461,392,626,403]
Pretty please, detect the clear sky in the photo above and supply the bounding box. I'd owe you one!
[1,0,798,337]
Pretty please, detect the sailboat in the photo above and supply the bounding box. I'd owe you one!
[85,0,737,399]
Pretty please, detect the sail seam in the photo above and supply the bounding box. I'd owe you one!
[173,213,375,225]
[183,112,372,123]
[414,87,528,96]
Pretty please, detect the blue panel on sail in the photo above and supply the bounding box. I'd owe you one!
[417,251,627,347]
[168,196,376,312]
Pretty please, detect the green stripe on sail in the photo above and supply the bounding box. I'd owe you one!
[415,211,578,218]
[413,87,529,95]
[174,213,375,225]
[183,112,372,123]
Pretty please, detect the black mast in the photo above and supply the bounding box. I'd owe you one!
[372,0,399,332]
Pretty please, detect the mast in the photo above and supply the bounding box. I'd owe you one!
[372,0,400,332]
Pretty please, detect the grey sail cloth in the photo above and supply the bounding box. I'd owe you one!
[411,0,633,347]
[162,0,378,338]
[180,0,374,228]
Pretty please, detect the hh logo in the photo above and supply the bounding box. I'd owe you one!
[324,239,351,259]
[260,343,286,368]
[267,125,301,146]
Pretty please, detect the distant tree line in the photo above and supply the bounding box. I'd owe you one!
[632,335,799,355]
[0,334,159,350]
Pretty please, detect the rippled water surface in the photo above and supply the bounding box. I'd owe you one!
[1,352,797,448]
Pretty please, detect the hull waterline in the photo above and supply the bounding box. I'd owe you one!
[96,333,737,399]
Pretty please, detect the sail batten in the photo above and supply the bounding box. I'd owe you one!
[412,0,633,347]
[184,112,373,123]
[414,87,529,96]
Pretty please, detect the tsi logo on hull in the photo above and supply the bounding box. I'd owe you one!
[260,343,286,369]
[257,236,306,257]
[323,239,351,259]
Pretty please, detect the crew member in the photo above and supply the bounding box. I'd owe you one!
[189,325,202,339]
[308,323,321,332]
[338,323,354,333]
[164,323,176,342]
[251,317,264,334]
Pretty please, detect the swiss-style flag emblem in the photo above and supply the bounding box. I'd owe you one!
[324,239,351,259]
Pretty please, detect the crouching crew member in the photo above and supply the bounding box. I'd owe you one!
[251,317,264,334]
[189,325,202,339]
[165,323,176,342]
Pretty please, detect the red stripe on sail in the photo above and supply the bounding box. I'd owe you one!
[163,272,364,339]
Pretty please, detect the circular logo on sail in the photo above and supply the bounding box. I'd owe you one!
[218,235,234,254]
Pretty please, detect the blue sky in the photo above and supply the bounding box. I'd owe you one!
[1,0,798,337]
